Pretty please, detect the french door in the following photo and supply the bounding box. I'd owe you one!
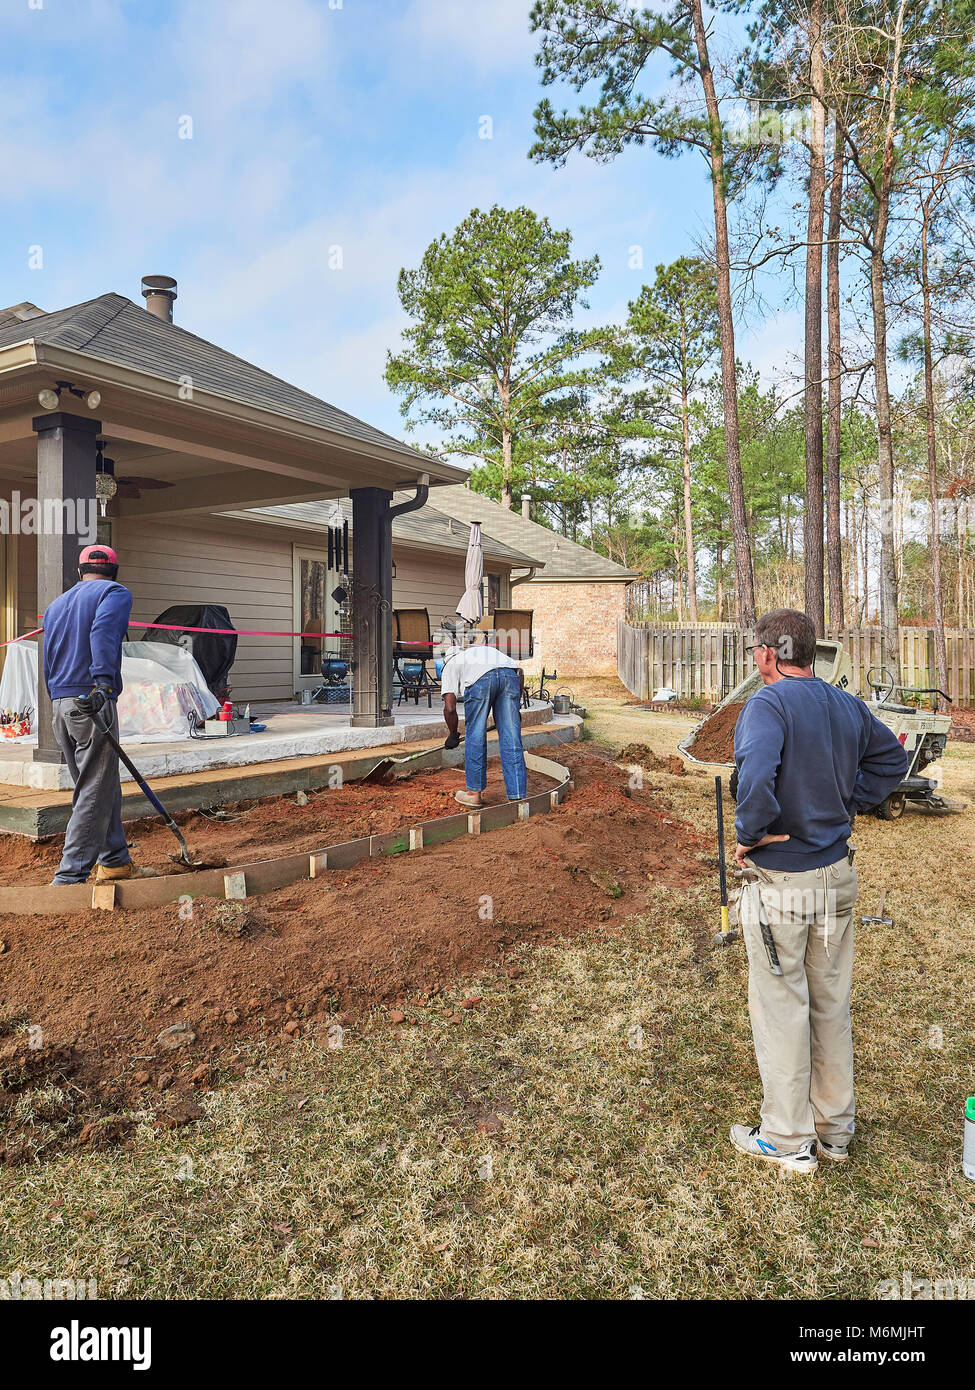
[293,547,340,692]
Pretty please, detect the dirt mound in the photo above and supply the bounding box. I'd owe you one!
[0,766,550,886]
[617,743,686,776]
[0,747,706,1163]
[948,707,975,743]
[686,701,743,764]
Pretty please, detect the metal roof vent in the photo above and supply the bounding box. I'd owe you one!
[141,274,177,322]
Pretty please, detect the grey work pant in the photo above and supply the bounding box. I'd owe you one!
[51,698,130,884]
[738,855,859,1151]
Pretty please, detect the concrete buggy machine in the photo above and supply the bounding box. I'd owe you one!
[678,639,957,820]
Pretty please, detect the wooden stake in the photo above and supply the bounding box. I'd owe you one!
[224,872,247,900]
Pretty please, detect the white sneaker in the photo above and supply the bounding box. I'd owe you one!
[730,1123,819,1174]
[818,1138,851,1162]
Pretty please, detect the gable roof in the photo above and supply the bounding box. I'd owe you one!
[237,495,543,569]
[0,293,441,467]
[431,485,638,581]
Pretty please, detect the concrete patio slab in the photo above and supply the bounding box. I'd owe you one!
[0,714,581,839]
[0,697,554,792]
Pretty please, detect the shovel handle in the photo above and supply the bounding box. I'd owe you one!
[83,701,192,860]
[715,775,728,908]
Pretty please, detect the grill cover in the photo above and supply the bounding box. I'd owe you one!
[141,604,237,701]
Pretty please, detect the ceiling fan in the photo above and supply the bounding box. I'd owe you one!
[96,439,174,500]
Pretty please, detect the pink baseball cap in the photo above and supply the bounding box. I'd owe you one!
[79,544,118,566]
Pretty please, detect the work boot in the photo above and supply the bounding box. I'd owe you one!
[453,790,483,809]
[730,1124,819,1174]
[94,863,158,883]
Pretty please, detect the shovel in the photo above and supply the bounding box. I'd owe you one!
[82,701,213,869]
[363,735,465,785]
[712,774,740,948]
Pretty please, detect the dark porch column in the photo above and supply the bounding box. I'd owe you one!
[32,411,100,763]
[349,487,394,727]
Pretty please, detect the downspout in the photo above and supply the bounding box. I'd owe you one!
[389,473,429,521]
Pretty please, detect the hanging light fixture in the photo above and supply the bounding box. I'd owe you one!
[95,439,118,517]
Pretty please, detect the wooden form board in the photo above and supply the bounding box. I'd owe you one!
[0,752,570,916]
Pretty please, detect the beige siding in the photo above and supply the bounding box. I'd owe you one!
[11,511,513,702]
[17,531,37,637]
[115,519,294,702]
[391,547,466,628]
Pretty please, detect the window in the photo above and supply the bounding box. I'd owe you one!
[293,548,340,689]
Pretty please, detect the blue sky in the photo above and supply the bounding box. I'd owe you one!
[1,0,800,445]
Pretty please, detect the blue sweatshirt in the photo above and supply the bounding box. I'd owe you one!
[734,677,909,871]
[42,579,133,700]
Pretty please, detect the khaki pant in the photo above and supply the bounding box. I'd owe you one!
[737,855,859,1150]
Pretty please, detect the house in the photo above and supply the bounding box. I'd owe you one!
[0,278,492,761]
[216,495,541,698]
[430,486,638,677]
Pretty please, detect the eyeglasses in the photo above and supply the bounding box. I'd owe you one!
[745,644,772,655]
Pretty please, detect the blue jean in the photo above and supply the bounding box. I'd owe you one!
[462,668,527,799]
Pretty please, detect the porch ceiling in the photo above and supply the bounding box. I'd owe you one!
[0,335,466,518]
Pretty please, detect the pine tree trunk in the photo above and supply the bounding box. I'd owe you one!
[500,382,513,509]
[681,369,698,621]
[921,205,950,709]
[687,0,755,626]
[825,112,845,628]
[871,227,900,677]
[803,0,826,633]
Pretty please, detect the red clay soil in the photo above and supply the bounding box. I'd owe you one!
[617,744,686,776]
[949,707,975,743]
[0,746,706,1163]
[686,701,743,764]
[0,766,552,886]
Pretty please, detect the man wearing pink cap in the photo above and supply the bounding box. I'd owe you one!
[42,545,149,885]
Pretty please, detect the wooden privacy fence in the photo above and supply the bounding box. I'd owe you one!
[617,621,975,706]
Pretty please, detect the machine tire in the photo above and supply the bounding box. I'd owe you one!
[877,790,907,821]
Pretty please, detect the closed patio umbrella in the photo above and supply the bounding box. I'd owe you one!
[455,521,484,625]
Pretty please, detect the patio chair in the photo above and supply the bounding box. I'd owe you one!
[393,608,437,707]
[485,609,533,661]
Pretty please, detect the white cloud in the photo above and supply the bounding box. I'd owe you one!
[395,0,535,77]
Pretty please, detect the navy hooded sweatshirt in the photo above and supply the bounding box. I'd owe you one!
[42,579,133,701]
[734,677,909,871]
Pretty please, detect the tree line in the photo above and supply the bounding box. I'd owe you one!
[385,1,975,695]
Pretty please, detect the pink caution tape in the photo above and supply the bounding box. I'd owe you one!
[0,627,42,648]
[3,621,435,647]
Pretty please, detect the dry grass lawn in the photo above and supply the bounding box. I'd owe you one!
[2,679,974,1299]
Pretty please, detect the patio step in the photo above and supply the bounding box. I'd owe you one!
[0,718,581,840]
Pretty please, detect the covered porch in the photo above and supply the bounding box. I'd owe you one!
[0,284,469,768]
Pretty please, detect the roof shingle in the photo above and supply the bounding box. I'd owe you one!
[0,292,436,464]
[241,495,542,568]
[431,485,638,581]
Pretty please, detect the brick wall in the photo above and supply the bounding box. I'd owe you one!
[517,579,629,677]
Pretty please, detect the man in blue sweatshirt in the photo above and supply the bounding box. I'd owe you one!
[729,608,908,1174]
[43,544,148,886]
